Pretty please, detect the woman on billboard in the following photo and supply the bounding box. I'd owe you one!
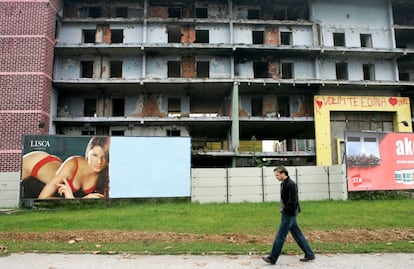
[21,136,110,199]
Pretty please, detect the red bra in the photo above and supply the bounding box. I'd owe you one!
[31,155,62,178]
[66,157,96,194]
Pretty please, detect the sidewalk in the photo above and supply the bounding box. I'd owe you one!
[1,253,413,269]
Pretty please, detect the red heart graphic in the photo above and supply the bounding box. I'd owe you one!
[316,100,323,109]
[389,97,398,106]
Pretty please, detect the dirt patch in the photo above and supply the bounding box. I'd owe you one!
[0,229,413,245]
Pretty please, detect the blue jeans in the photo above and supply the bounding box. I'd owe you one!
[268,213,314,263]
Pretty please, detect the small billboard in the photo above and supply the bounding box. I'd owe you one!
[20,135,191,200]
[345,131,414,191]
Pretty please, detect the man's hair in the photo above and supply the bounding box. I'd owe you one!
[273,165,289,176]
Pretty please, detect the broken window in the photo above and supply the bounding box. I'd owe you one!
[195,7,208,18]
[274,7,288,20]
[333,33,345,46]
[280,32,292,45]
[252,31,264,44]
[253,61,269,78]
[196,61,209,78]
[281,63,293,79]
[195,30,209,43]
[80,61,94,78]
[168,61,181,77]
[83,30,96,43]
[168,25,181,43]
[363,64,375,80]
[278,96,290,116]
[82,130,96,135]
[360,34,372,48]
[84,98,97,117]
[167,129,181,136]
[89,7,101,18]
[251,98,263,116]
[112,98,125,116]
[248,9,260,19]
[336,62,348,80]
[116,7,128,18]
[168,7,181,18]
[399,72,410,81]
[110,61,123,78]
[168,98,181,115]
[111,29,124,43]
[111,130,125,136]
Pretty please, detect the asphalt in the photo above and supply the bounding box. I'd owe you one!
[1,253,413,269]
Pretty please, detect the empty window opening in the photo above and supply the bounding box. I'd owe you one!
[253,61,269,78]
[80,61,94,78]
[89,7,101,18]
[82,130,96,135]
[281,63,293,79]
[168,7,181,18]
[248,9,260,19]
[168,25,182,43]
[112,98,125,116]
[360,34,372,48]
[280,32,292,45]
[195,7,208,18]
[197,61,209,78]
[274,7,288,20]
[333,33,345,46]
[111,29,124,43]
[116,7,128,18]
[167,129,181,136]
[168,98,181,115]
[278,96,290,116]
[251,98,263,116]
[363,64,375,80]
[252,31,264,44]
[399,72,410,81]
[84,98,96,117]
[83,30,96,43]
[195,30,209,43]
[168,61,181,77]
[111,130,125,136]
[110,61,123,78]
[336,63,348,80]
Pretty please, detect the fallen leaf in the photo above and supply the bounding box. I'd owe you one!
[196,261,207,266]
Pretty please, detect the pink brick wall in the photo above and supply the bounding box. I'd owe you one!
[0,0,62,172]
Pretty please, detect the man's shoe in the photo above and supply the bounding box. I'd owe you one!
[262,256,275,265]
[299,255,315,262]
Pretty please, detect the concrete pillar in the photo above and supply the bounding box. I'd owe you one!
[231,82,239,154]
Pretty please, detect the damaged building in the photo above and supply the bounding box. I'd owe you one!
[2,0,414,169]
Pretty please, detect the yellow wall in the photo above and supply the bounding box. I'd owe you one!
[314,96,412,165]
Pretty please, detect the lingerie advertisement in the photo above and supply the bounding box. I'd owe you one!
[20,135,191,200]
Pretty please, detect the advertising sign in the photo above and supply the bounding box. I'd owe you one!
[20,135,191,200]
[345,131,414,191]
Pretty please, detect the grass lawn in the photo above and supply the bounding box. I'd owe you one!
[0,199,413,255]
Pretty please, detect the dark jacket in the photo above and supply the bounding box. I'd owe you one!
[281,176,301,216]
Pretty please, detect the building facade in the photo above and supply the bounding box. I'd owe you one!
[1,0,414,175]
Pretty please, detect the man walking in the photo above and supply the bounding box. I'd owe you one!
[262,165,315,265]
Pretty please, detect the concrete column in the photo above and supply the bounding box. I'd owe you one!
[231,82,239,154]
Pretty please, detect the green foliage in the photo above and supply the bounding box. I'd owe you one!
[348,191,412,200]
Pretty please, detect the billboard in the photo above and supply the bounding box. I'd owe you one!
[345,131,414,191]
[20,135,191,200]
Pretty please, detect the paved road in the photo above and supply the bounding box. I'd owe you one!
[1,253,413,269]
